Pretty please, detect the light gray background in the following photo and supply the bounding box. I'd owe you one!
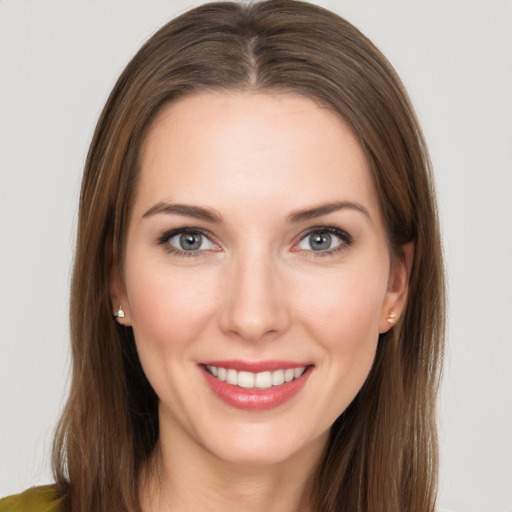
[1,1,511,511]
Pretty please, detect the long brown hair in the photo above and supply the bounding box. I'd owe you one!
[52,1,445,511]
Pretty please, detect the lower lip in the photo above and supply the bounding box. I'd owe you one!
[201,366,312,411]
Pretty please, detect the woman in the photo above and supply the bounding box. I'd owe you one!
[1,1,444,511]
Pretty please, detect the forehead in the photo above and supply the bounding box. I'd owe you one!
[135,91,379,222]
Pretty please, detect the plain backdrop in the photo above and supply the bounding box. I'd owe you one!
[1,1,511,511]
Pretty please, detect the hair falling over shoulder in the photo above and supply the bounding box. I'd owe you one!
[51,2,445,511]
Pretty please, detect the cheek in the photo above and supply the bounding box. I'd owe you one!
[125,261,222,417]
[295,266,386,386]
[126,262,218,357]
[298,264,386,336]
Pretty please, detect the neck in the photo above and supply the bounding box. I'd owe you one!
[139,417,326,512]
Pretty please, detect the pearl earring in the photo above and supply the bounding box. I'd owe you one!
[113,306,125,319]
[386,311,398,324]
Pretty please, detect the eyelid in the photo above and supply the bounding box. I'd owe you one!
[292,225,353,255]
[169,231,214,251]
[155,224,353,257]
[156,227,221,255]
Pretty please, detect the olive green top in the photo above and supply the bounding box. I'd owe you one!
[0,486,62,512]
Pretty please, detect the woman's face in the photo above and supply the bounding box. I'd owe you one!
[113,91,409,467]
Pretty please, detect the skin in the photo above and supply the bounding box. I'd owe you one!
[111,91,411,512]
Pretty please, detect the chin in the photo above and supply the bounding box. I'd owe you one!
[198,421,328,468]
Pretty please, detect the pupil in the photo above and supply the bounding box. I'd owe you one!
[180,233,202,250]
[310,232,331,251]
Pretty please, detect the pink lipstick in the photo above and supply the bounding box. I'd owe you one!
[200,360,312,411]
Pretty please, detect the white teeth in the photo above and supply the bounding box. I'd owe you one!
[226,369,238,385]
[272,369,285,386]
[284,368,295,382]
[254,371,272,389]
[237,371,254,388]
[206,365,306,389]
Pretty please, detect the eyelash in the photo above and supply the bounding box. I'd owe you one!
[156,226,353,258]
[296,226,354,258]
[156,227,216,257]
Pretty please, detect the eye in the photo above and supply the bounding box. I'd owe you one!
[296,227,351,254]
[169,231,214,251]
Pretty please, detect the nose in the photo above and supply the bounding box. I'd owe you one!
[218,249,291,342]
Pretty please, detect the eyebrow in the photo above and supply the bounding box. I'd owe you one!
[286,201,371,224]
[142,200,370,224]
[142,202,223,223]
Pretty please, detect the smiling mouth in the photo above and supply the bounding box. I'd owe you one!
[204,365,307,390]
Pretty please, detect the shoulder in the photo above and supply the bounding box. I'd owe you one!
[0,486,62,512]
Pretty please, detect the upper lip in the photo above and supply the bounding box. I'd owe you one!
[200,359,312,373]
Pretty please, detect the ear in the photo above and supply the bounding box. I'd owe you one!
[109,265,132,326]
[378,241,414,333]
